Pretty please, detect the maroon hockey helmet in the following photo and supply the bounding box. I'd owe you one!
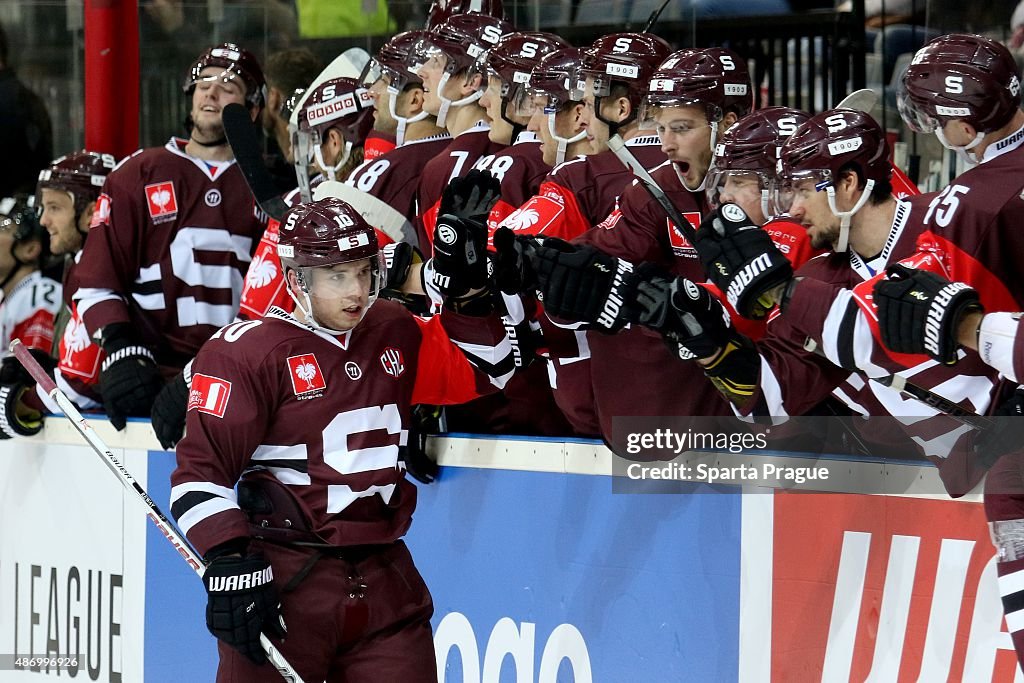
[580,33,671,107]
[525,47,585,111]
[643,48,753,124]
[296,77,375,146]
[714,107,811,173]
[36,150,116,215]
[899,33,1022,134]
[427,0,506,29]
[778,108,891,185]
[412,13,514,78]
[477,31,569,98]
[706,106,811,216]
[185,43,266,110]
[374,30,428,91]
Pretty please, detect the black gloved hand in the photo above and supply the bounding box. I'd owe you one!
[0,350,55,387]
[204,552,286,665]
[98,322,164,431]
[632,269,732,360]
[874,264,982,364]
[431,215,489,297]
[528,238,638,333]
[0,383,43,438]
[693,203,792,319]
[151,370,189,450]
[439,169,501,225]
[492,227,538,295]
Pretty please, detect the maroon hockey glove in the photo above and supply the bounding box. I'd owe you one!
[98,323,163,431]
[873,264,982,364]
[632,267,733,360]
[693,203,792,319]
[529,238,638,333]
[150,370,189,450]
[204,552,286,665]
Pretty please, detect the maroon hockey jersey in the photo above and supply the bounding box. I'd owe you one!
[417,124,505,250]
[170,302,513,556]
[74,139,266,369]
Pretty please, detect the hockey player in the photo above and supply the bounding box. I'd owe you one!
[0,152,117,440]
[74,43,268,436]
[170,194,513,682]
[0,195,60,438]
[410,12,512,249]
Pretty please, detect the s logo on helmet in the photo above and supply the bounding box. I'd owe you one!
[824,114,848,133]
[481,24,504,45]
[719,55,736,71]
[777,117,799,136]
[944,75,964,94]
[520,42,538,59]
[322,84,337,99]
[613,37,632,53]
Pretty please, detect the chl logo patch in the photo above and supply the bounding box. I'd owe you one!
[145,181,178,224]
[380,347,405,378]
[188,373,232,418]
[287,354,327,398]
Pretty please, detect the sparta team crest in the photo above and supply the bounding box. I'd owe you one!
[287,354,327,399]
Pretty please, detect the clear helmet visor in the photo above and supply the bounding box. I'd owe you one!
[896,81,940,134]
[772,169,832,215]
[637,98,721,133]
[706,167,774,220]
[290,251,387,332]
[408,40,452,77]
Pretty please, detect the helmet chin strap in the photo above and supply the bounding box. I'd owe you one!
[935,128,984,168]
[434,72,483,129]
[825,178,874,253]
[389,89,429,146]
[547,112,587,165]
[314,140,353,182]
[760,189,772,222]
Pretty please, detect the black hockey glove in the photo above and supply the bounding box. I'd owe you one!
[873,264,982,365]
[491,227,538,295]
[693,203,792,320]
[439,169,501,225]
[0,383,43,439]
[632,268,733,360]
[971,387,1024,469]
[204,551,286,665]
[378,242,430,315]
[528,238,638,333]
[0,350,55,387]
[431,215,489,298]
[151,370,189,450]
[98,323,164,431]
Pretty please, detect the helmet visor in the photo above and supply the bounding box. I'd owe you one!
[772,169,832,215]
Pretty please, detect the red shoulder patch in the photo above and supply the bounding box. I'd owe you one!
[188,374,232,418]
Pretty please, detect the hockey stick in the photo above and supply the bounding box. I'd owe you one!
[801,336,993,429]
[10,340,306,683]
[223,103,290,221]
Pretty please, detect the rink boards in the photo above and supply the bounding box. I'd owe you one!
[0,421,1021,682]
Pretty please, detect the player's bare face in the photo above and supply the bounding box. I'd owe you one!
[481,76,515,144]
[190,67,247,141]
[39,188,83,255]
[787,177,838,250]
[368,75,399,135]
[582,78,608,154]
[307,259,373,331]
[653,105,713,187]
[417,53,447,117]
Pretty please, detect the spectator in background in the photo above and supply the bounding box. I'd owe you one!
[0,22,53,198]
[262,48,324,192]
[295,0,394,38]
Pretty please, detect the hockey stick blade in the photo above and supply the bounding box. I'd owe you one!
[9,340,306,683]
[223,103,289,221]
[836,88,879,113]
